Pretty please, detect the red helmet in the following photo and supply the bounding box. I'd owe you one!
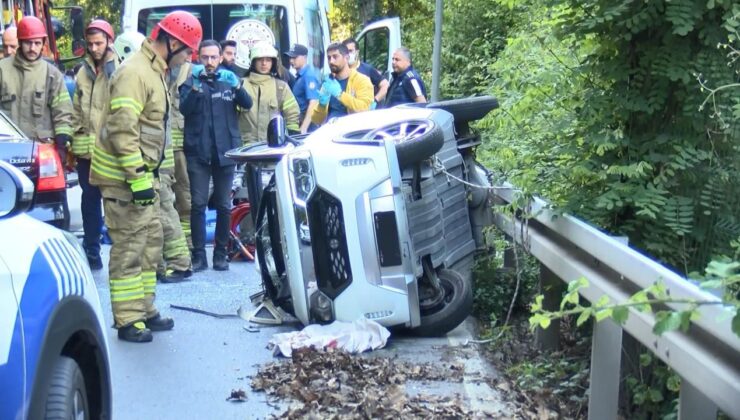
[87,19,114,41]
[17,16,47,41]
[153,11,202,51]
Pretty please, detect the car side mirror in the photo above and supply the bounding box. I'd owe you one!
[0,161,35,220]
[267,115,286,148]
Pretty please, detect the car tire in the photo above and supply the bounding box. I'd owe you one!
[44,356,89,420]
[412,268,473,337]
[426,96,499,124]
[395,123,445,168]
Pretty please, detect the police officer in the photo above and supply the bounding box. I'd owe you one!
[0,16,73,164]
[284,44,321,133]
[180,40,253,272]
[71,19,118,270]
[384,47,427,107]
[90,11,202,343]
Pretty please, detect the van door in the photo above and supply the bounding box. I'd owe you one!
[355,17,401,79]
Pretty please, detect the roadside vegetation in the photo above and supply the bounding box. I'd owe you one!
[336,0,738,417]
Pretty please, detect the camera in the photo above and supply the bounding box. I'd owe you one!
[198,71,217,83]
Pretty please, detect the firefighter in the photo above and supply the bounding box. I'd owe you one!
[0,16,73,164]
[90,11,202,343]
[170,60,193,252]
[113,31,146,63]
[71,19,118,270]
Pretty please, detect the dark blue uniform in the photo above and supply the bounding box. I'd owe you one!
[355,61,384,95]
[384,65,426,107]
[292,64,321,115]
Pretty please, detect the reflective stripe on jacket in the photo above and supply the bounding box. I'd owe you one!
[238,72,299,144]
[72,50,119,159]
[90,39,169,201]
[0,54,73,139]
[169,62,190,152]
[312,69,373,125]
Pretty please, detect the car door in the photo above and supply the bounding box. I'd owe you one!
[355,17,401,79]
[0,254,25,420]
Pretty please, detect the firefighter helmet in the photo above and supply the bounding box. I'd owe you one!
[114,31,145,62]
[87,19,114,41]
[17,16,47,40]
[152,11,202,51]
[250,41,278,60]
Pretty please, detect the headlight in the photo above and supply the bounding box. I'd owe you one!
[288,151,315,207]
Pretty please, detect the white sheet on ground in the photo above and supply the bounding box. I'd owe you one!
[268,318,391,357]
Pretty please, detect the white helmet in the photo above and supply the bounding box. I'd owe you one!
[250,41,278,60]
[114,31,146,62]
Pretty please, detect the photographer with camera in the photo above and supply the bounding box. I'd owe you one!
[180,39,253,272]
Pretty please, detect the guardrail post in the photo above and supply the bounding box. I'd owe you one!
[678,381,717,420]
[535,264,562,351]
[587,319,622,420]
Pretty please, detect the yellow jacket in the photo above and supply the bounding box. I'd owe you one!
[169,62,190,153]
[312,69,373,125]
[71,50,119,159]
[0,54,73,140]
[238,72,299,144]
[90,39,169,201]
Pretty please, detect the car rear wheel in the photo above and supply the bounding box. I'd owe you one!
[44,356,89,420]
[413,269,473,337]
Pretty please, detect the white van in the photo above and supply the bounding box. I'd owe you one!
[121,0,400,75]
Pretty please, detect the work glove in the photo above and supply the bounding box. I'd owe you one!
[54,134,71,169]
[129,175,155,206]
[216,68,240,88]
[321,78,342,98]
[191,64,206,90]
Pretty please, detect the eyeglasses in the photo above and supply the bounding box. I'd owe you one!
[199,54,220,62]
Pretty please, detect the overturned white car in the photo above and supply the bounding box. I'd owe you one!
[227,96,499,336]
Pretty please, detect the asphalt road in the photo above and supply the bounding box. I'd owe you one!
[91,245,511,419]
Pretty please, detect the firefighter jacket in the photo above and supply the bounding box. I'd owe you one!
[71,50,119,159]
[90,39,169,201]
[180,71,253,167]
[311,69,373,125]
[169,62,190,152]
[238,72,299,144]
[0,53,73,140]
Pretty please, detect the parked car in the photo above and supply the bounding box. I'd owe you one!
[227,96,499,336]
[0,161,111,419]
[0,110,70,230]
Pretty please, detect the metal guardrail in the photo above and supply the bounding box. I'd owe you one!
[490,184,740,420]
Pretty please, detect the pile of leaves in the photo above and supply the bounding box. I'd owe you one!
[251,347,473,419]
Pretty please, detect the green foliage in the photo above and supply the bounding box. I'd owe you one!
[623,352,681,419]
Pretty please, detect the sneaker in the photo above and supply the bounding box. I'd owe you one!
[160,269,192,283]
[145,314,174,331]
[117,321,153,343]
[192,252,208,272]
[87,254,103,271]
[213,253,229,271]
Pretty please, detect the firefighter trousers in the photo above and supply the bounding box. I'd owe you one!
[104,194,163,327]
[173,150,192,248]
[159,172,191,273]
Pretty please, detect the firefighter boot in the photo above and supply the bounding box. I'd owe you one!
[145,313,175,331]
[118,321,153,343]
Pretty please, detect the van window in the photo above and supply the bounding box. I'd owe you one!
[138,4,289,66]
[358,27,389,76]
[304,6,324,69]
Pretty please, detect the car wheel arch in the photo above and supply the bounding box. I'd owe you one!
[26,296,111,420]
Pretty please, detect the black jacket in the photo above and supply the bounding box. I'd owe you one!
[180,72,252,166]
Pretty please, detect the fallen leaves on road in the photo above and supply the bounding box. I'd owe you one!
[252,346,471,418]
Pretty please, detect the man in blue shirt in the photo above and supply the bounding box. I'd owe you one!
[285,44,321,133]
[384,47,427,107]
[343,38,389,108]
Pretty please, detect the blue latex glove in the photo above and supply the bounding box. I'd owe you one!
[216,68,240,88]
[191,64,205,90]
[322,78,342,97]
[318,92,331,106]
[370,100,377,110]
